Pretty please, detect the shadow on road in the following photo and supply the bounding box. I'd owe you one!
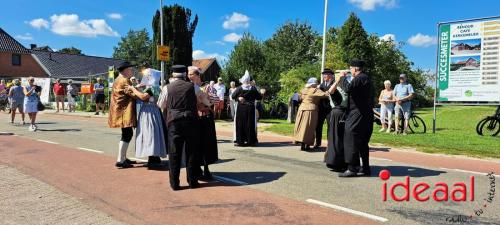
[371,165,446,178]
[37,128,82,132]
[257,141,296,148]
[212,171,286,185]
[370,147,390,152]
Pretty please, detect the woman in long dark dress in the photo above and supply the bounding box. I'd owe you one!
[188,66,219,179]
[325,76,350,172]
[232,71,262,147]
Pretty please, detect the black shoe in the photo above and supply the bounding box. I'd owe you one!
[313,145,321,149]
[189,181,200,189]
[115,162,133,168]
[148,156,162,164]
[94,112,99,115]
[125,158,137,164]
[304,145,312,151]
[357,168,372,176]
[338,170,359,177]
[329,166,347,173]
[170,184,181,191]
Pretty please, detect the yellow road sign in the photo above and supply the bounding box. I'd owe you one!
[157,45,170,61]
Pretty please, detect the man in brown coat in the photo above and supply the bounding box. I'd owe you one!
[108,61,138,168]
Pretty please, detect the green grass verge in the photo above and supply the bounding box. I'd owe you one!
[261,106,500,159]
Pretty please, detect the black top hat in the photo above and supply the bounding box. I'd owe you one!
[117,61,136,72]
[322,68,334,75]
[349,59,365,68]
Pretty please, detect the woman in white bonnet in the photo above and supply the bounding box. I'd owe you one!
[231,70,262,147]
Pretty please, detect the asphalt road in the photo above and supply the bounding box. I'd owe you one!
[0,111,498,225]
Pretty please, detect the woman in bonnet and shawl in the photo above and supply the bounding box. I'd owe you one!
[231,71,262,147]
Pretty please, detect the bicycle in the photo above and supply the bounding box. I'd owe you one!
[373,107,427,134]
[476,106,500,136]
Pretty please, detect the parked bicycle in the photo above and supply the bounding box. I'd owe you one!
[476,106,500,136]
[373,108,427,134]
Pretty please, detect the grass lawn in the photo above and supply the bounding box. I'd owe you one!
[261,106,500,159]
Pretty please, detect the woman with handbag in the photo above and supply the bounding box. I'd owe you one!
[23,77,41,132]
[67,79,78,112]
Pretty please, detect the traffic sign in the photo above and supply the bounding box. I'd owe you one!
[157,45,170,61]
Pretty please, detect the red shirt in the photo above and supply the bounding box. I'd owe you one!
[53,83,65,95]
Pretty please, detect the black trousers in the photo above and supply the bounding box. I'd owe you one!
[343,109,373,171]
[167,119,199,186]
[315,109,331,146]
[325,108,346,169]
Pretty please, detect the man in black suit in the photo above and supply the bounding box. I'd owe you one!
[165,65,200,190]
[315,68,335,149]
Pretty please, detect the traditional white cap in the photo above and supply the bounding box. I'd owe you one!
[305,77,318,87]
[239,70,251,84]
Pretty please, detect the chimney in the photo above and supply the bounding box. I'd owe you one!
[30,44,37,49]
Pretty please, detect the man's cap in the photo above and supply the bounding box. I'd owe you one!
[399,74,407,79]
[349,59,365,68]
[117,61,136,72]
[322,68,334,75]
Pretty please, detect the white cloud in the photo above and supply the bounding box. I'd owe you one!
[107,13,123,20]
[349,0,397,11]
[49,14,119,37]
[379,34,396,42]
[407,33,437,47]
[223,12,250,30]
[28,18,49,29]
[193,50,227,62]
[223,33,242,43]
[15,33,33,40]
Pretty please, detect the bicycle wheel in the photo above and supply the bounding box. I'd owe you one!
[408,115,426,134]
[476,117,489,135]
[479,117,500,136]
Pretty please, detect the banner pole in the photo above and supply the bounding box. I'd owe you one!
[433,23,441,134]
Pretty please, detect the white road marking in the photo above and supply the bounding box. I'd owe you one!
[306,199,388,223]
[128,157,148,163]
[440,167,500,177]
[37,139,59,144]
[371,157,392,161]
[213,175,249,185]
[77,147,103,154]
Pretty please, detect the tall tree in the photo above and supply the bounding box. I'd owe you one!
[337,13,374,73]
[223,33,282,95]
[325,27,348,71]
[264,20,320,73]
[58,47,83,55]
[151,4,198,70]
[113,29,152,67]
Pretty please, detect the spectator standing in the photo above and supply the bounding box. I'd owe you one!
[378,80,395,133]
[53,79,66,113]
[228,81,237,119]
[94,78,106,115]
[23,77,41,131]
[66,80,78,112]
[394,74,415,135]
[8,79,25,124]
[214,78,226,119]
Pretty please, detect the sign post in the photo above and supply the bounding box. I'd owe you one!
[433,16,500,133]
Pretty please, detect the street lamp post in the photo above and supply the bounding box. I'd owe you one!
[160,0,165,86]
[320,0,329,83]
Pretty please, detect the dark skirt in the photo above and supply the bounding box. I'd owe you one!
[343,109,374,167]
[325,107,347,169]
[235,102,258,145]
[199,113,219,165]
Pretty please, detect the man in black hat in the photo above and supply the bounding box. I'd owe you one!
[165,65,200,190]
[315,68,335,149]
[339,59,374,177]
[108,61,138,168]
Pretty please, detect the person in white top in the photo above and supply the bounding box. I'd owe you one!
[213,77,226,119]
[228,81,237,119]
[378,80,395,133]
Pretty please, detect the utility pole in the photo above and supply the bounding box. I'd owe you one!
[160,0,165,86]
[320,0,329,83]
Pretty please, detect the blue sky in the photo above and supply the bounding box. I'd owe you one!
[1,0,500,71]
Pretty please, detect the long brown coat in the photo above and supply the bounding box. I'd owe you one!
[108,75,137,128]
[294,87,329,145]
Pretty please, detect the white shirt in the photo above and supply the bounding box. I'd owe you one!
[214,83,226,100]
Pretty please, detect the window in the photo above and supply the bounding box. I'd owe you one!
[12,54,21,66]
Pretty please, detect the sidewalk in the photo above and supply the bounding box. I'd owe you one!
[41,109,108,118]
[0,165,123,225]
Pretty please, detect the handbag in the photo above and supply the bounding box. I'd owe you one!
[37,100,45,111]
